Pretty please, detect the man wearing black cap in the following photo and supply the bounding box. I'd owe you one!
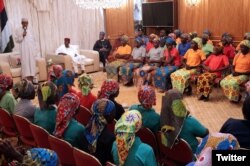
[93,31,112,72]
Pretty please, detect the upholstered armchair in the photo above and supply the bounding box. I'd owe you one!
[0,52,47,83]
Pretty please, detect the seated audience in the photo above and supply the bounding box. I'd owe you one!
[129,85,160,132]
[160,89,208,153]
[173,29,182,47]
[159,29,167,41]
[197,45,229,101]
[201,34,214,57]
[34,81,58,134]
[112,110,157,166]
[187,133,239,166]
[220,40,250,103]
[220,96,250,149]
[48,64,63,83]
[93,31,112,71]
[203,29,213,45]
[56,38,92,75]
[54,93,85,150]
[178,33,191,57]
[221,35,235,63]
[146,33,156,53]
[70,73,96,110]
[153,37,180,92]
[119,38,146,85]
[82,99,116,165]
[14,79,36,122]
[106,35,132,81]
[236,32,250,52]
[136,28,149,47]
[98,79,124,120]
[171,37,206,95]
[0,139,59,166]
[0,74,16,114]
[56,70,75,98]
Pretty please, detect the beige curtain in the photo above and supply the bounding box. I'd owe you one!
[4,0,104,57]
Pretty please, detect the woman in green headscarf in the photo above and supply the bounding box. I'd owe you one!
[170,37,206,95]
[34,81,58,134]
[111,110,157,166]
[220,40,250,103]
[69,73,97,110]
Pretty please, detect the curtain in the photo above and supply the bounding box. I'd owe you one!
[4,0,104,57]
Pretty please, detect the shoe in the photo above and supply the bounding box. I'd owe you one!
[203,95,210,102]
[198,95,205,100]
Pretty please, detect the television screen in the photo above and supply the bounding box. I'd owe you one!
[142,1,174,27]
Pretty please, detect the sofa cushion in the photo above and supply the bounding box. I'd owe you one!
[83,58,94,66]
[10,67,39,78]
[9,55,21,68]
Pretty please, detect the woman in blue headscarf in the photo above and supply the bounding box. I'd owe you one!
[82,98,116,165]
[152,37,179,92]
[119,38,146,85]
[56,70,75,98]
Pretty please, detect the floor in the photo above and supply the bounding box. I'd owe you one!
[89,71,243,133]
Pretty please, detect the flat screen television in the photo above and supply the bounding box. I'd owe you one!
[142,1,174,27]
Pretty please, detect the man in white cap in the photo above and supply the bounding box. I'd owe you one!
[15,18,38,82]
[56,38,92,76]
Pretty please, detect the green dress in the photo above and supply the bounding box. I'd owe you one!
[129,104,160,132]
[34,108,57,134]
[112,137,157,166]
[0,91,17,114]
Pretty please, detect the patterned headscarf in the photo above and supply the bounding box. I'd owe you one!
[165,37,175,45]
[244,32,250,40]
[0,74,13,90]
[181,33,189,40]
[187,133,239,166]
[54,93,80,138]
[192,37,202,48]
[239,40,250,49]
[160,89,187,148]
[98,79,119,99]
[115,110,142,166]
[138,85,156,109]
[168,33,176,40]
[121,35,129,43]
[14,79,34,99]
[52,65,63,78]
[85,99,115,153]
[78,74,93,96]
[222,35,233,44]
[25,148,59,166]
[174,29,182,37]
[203,29,211,37]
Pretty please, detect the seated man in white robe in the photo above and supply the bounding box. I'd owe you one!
[56,38,92,75]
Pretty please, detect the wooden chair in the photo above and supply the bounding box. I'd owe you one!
[136,127,159,160]
[30,123,50,149]
[75,106,92,126]
[0,108,17,137]
[48,135,75,166]
[73,148,101,166]
[156,131,193,166]
[13,115,36,146]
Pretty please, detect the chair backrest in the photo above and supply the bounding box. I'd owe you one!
[156,131,193,165]
[30,123,50,149]
[107,119,116,133]
[0,108,17,137]
[136,127,159,159]
[13,114,36,146]
[48,135,75,166]
[73,148,101,166]
[75,106,92,126]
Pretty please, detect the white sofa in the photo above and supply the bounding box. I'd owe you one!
[0,52,47,83]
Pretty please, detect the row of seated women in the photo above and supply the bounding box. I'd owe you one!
[0,73,250,165]
[106,32,250,103]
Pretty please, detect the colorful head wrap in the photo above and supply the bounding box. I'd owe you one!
[138,85,156,109]
[85,99,115,153]
[174,29,182,37]
[203,29,211,37]
[222,35,233,44]
[0,74,13,90]
[121,35,129,43]
[165,37,175,45]
[181,33,189,40]
[98,79,119,99]
[202,34,209,40]
[14,79,35,99]
[115,110,142,165]
[168,33,176,39]
[239,40,250,49]
[244,32,250,40]
[160,89,187,148]
[26,148,59,166]
[78,74,93,96]
[192,37,202,48]
[52,65,63,78]
[54,93,80,138]
[187,133,239,166]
